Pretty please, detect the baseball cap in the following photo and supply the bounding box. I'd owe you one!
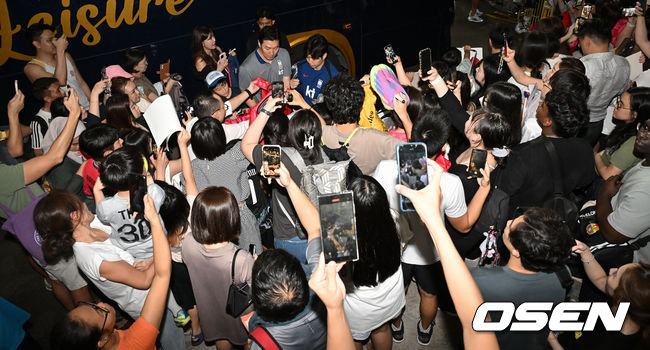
[105,65,134,80]
[206,70,227,88]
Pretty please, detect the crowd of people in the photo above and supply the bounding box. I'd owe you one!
[2,2,650,350]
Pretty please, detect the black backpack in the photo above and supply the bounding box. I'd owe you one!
[321,127,364,183]
[542,140,579,233]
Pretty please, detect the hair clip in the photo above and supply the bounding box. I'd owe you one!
[492,147,509,158]
[303,135,314,150]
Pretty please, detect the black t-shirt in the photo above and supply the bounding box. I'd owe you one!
[558,321,642,350]
[498,136,594,217]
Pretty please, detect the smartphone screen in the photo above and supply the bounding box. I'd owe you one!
[248,244,255,255]
[291,64,298,79]
[319,191,359,263]
[581,5,592,18]
[468,149,487,178]
[384,44,397,64]
[261,145,281,178]
[14,80,18,93]
[419,48,432,76]
[129,175,147,215]
[271,81,284,99]
[397,142,428,212]
[622,7,635,16]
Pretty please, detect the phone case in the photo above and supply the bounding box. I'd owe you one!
[261,145,281,178]
[318,191,359,263]
[418,48,432,75]
[396,142,428,212]
[370,64,409,110]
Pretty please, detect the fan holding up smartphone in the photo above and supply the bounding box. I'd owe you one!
[419,48,432,76]
[319,191,359,263]
[467,149,487,178]
[261,145,281,178]
[396,143,428,212]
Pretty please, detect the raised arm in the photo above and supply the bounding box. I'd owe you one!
[309,254,354,350]
[240,96,283,163]
[634,3,650,57]
[89,79,109,117]
[139,194,172,329]
[177,129,198,196]
[7,89,25,158]
[503,44,543,90]
[572,240,607,293]
[227,81,260,111]
[287,90,325,125]
[396,160,499,350]
[275,165,321,241]
[391,56,413,86]
[447,166,491,233]
[22,88,81,185]
[392,94,412,140]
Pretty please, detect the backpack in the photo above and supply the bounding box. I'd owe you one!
[0,187,48,266]
[320,127,364,182]
[541,140,579,233]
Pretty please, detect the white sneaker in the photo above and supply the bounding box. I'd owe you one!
[470,9,484,17]
[468,14,484,23]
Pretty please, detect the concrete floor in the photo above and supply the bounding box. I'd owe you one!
[0,1,515,349]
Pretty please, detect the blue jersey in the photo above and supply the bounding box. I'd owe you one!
[295,59,339,106]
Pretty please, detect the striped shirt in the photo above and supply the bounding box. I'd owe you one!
[30,109,52,150]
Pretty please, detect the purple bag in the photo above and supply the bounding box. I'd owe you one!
[0,187,48,266]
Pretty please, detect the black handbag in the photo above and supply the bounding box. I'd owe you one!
[226,249,252,317]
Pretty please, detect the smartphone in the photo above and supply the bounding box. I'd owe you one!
[396,142,428,212]
[64,85,70,97]
[54,24,63,38]
[581,5,592,18]
[14,80,18,93]
[419,48,432,76]
[219,52,227,60]
[622,7,636,16]
[261,145,281,178]
[318,191,359,263]
[248,244,255,255]
[271,81,284,99]
[384,44,398,64]
[468,149,487,178]
[129,175,147,215]
[101,67,112,96]
[291,64,298,79]
[228,48,236,55]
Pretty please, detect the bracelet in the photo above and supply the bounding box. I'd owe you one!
[244,89,254,100]
[259,107,272,116]
[581,256,595,264]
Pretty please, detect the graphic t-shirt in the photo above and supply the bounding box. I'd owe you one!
[96,183,165,260]
[294,59,339,105]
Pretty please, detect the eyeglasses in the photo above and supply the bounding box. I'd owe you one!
[638,122,650,137]
[615,96,632,110]
[78,301,109,333]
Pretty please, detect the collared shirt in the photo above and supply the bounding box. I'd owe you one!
[239,47,291,102]
[581,52,630,123]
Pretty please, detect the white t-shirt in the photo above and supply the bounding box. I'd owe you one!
[373,160,467,265]
[73,218,149,319]
[344,267,406,334]
[608,162,650,263]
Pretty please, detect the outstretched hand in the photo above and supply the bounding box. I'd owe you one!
[395,159,444,223]
[308,253,346,310]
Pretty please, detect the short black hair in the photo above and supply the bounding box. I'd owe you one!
[190,186,240,244]
[544,87,589,138]
[155,180,190,240]
[32,77,60,102]
[548,69,590,100]
[50,313,102,350]
[258,25,280,43]
[484,82,522,147]
[190,117,226,160]
[263,110,289,146]
[193,90,221,119]
[311,102,333,125]
[251,249,310,322]
[50,98,69,119]
[509,208,573,273]
[515,32,552,78]
[256,6,276,20]
[577,19,612,46]
[471,110,515,150]
[79,124,120,162]
[26,22,53,45]
[305,34,328,59]
[122,128,152,157]
[441,48,462,68]
[410,106,450,157]
[322,73,365,124]
[121,48,146,74]
[488,26,514,49]
[110,77,131,96]
[99,146,144,191]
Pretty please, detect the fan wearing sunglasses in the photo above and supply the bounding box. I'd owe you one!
[51,194,171,350]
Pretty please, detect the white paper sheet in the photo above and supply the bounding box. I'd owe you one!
[143,94,182,147]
